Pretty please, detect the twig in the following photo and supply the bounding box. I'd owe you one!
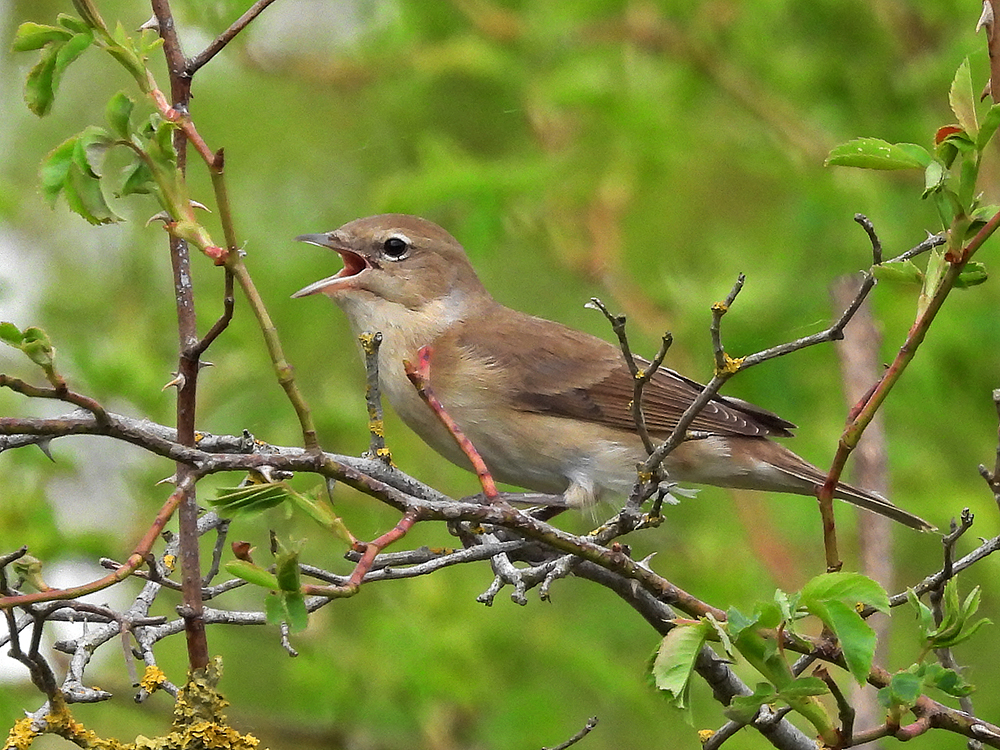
[588,297,672,455]
[360,331,391,463]
[710,273,745,374]
[541,716,599,750]
[186,0,280,75]
[977,388,1000,510]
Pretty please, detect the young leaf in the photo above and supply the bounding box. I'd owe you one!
[826,138,931,170]
[211,481,289,515]
[105,23,149,86]
[949,58,978,138]
[282,591,309,633]
[225,559,280,590]
[0,322,23,347]
[53,30,93,86]
[20,327,56,370]
[24,43,59,116]
[799,572,890,614]
[64,163,120,224]
[955,261,988,288]
[777,676,828,700]
[923,663,974,698]
[40,136,77,204]
[274,539,302,592]
[809,598,876,683]
[264,591,309,633]
[978,104,1000,151]
[922,160,946,197]
[799,572,887,683]
[56,14,91,34]
[724,683,776,724]
[872,259,923,286]
[72,125,112,178]
[119,159,155,197]
[652,622,710,711]
[877,671,923,711]
[907,588,936,635]
[11,22,72,51]
[105,91,134,139]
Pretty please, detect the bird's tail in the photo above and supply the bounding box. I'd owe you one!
[738,437,934,531]
[831,482,934,531]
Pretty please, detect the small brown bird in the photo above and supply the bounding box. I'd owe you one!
[294,214,931,531]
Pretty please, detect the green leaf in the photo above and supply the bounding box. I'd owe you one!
[11,22,72,51]
[777,676,828,699]
[282,591,309,632]
[724,683,776,724]
[652,622,710,711]
[119,159,155,196]
[225,559,280,590]
[826,138,931,170]
[20,327,55,370]
[286,487,356,544]
[0,322,22,347]
[105,91,134,139]
[978,104,1000,150]
[264,591,309,633]
[725,607,755,641]
[955,261,988,288]
[812,599,876,683]
[24,43,59,117]
[40,136,77,204]
[274,539,302,592]
[211,481,289,515]
[264,592,285,626]
[105,24,149,85]
[949,58,978,138]
[799,573,886,683]
[53,30,93,86]
[922,160,946,197]
[923,663,974,698]
[148,117,179,171]
[800,572,890,614]
[873,259,923,285]
[56,14,91,34]
[63,162,121,224]
[907,588,935,636]
[877,671,923,710]
[72,125,112,178]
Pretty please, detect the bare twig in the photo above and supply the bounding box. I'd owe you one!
[360,331,391,463]
[541,716,599,750]
[186,0,280,75]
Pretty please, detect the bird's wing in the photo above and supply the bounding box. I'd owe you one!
[450,307,795,439]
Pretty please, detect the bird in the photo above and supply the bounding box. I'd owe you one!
[293,214,931,531]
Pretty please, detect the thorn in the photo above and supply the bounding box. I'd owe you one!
[162,373,185,391]
[145,211,172,227]
[138,15,159,32]
[977,0,994,34]
[36,438,55,462]
[190,200,212,213]
[156,474,178,486]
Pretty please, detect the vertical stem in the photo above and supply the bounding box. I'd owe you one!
[151,0,208,671]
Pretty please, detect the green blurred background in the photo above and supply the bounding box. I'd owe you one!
[2,1,999,747]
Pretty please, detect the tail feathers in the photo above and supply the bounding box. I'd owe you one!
[746,438,935,531]
[831,482,934,531]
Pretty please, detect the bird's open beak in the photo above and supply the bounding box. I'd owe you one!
[292,234,370,298]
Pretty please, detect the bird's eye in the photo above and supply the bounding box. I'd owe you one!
[383,236,410,260]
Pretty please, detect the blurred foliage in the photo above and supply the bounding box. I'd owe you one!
[2,0,1000,748]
